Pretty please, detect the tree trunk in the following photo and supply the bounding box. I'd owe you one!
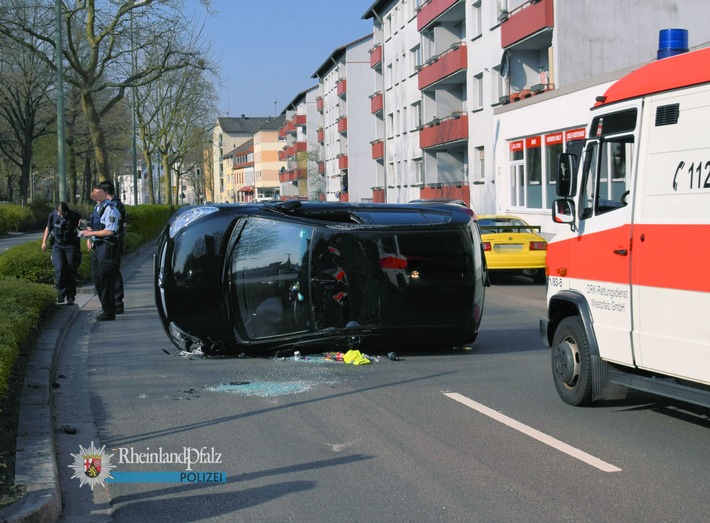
[161,154,172,205]
[80,90,110,182]
[144,156,155,204]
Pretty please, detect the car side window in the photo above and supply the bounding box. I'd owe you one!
[230,218,313,339]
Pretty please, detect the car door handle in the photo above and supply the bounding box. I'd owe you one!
[613,249,628,256]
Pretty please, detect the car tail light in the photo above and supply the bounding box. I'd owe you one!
[483,241,492,252]
[530,241,547,251]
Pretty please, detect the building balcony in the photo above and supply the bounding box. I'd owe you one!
[291,114,306,127]
[338,154,348,170]
[278,149,287,161]
[279,169,299,183]
[337,116,348,134]
[418,43,466,91]
[316,96,323,112]
[500,0,554,50]
[317,127,324,143]
[372,187,385,203]
[294,140,307,153]
[419,113,468,150]
[417,0,464,32]
[370,91,383,114]
[318,161,325,174]
[369,44,382,68]
[337,78,347,98]
[371,139,384,160]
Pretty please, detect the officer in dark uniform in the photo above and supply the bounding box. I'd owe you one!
[109,187,126,313]
[80,181,122,321]
[42,202,82,304]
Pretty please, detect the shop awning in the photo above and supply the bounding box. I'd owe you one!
[238,186,254,193]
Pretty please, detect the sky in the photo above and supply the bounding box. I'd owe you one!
[195,0,375,118]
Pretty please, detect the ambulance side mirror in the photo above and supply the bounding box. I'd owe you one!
[552,199,576,231]
[556,153,577,197]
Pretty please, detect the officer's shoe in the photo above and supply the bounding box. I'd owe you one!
[116,303,125,314]
[94,311,116,321]
[67,297,75,305]
[56,295,65,304]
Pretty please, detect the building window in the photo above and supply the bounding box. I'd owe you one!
[472,1,482,38]
[411,44,421,75]
[411,101,422,130]
[492,65,505,104]
[474,146,485,181]
[414,159,423,185]
[473,72,484,110]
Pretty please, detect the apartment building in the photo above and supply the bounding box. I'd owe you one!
[279,86,320,200]
[211,115,283,203]
[312,34,377,203]
[253,116,286,201]
[360,0,710,231]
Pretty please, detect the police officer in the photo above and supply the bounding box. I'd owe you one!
[79,181,122,321]
[109,187,126,313]
[41,202,81,305]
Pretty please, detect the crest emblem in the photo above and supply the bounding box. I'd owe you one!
[69,442,116,490]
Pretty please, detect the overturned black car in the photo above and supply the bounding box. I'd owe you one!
[154,200,487,355]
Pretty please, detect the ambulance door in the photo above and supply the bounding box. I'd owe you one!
[571,107,638,366]
[631,87,710,384]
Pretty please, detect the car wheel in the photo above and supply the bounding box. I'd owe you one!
[532,269,546,284]
[551,316,593,406]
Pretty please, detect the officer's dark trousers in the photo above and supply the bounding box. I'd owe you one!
[52,241,80,300]
[91,240,119,315]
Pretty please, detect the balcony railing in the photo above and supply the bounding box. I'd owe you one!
[338,154,348,170]
[418,43,466,91]
[419,113,468,149]
[337,78,347,98]
[501,0,554,49]
[371,139,384,160]
[337,116,348,134]
[317,128,324,143]
[369,44,382,68]
[370,91,383,114]
[316,96,324,112]
[417,0,462,32]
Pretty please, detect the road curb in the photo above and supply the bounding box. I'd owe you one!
[0,304,78,523]
[0,240,156,523]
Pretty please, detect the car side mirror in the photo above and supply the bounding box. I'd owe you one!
[552,198,576,231]
[556,153,577,197]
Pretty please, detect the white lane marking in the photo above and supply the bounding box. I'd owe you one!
[444,392,622,472]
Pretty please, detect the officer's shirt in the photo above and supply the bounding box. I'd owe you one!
[96,203,121,235]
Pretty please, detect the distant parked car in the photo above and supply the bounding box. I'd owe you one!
[155,201,488,355]
[478,214,547,284]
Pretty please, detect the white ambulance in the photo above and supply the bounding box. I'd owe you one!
[540,46,710,407]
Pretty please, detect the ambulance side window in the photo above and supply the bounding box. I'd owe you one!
[579,137,634,220]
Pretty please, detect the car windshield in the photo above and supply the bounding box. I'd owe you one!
[230,217,313,339]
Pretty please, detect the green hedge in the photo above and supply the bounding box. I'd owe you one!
[0,203,175,401]
[0,278,55,398]
[0,205,33,235]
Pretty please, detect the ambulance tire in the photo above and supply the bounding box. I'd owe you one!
[551,316,593,406]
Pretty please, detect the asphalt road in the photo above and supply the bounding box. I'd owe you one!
[53,257,710,522]
[0,230,43,253]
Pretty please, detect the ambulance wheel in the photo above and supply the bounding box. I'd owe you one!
[551,316,593,406]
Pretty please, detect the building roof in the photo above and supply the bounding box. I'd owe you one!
[311,34,372,79]
[281,85,319,114]
[217,115,281,134]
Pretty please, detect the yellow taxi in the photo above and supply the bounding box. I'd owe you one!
[478,215,547,284]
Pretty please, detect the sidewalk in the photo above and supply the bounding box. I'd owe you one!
[0,242,155,523]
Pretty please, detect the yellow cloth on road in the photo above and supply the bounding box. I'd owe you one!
[343,349,371,365]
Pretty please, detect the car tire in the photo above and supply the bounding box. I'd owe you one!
[551,316,593,406]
